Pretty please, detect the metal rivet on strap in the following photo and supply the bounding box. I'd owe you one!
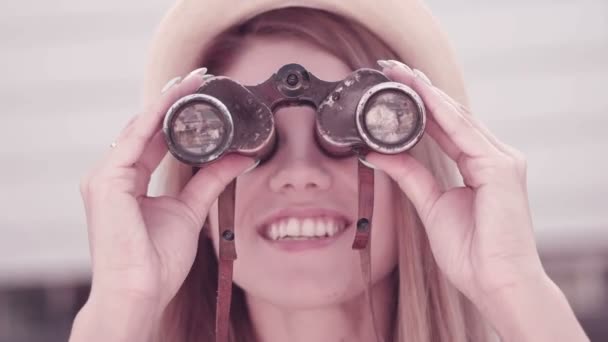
[356,218,370,232]
[222,229,235,241]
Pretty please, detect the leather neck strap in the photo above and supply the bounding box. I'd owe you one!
[213,161,381,342]
[216,180,237,342]
[353,160,383,342]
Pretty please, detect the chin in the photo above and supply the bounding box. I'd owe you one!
[234,261,366,308]
[247,279,364,309]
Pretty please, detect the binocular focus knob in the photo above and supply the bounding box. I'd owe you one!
[276,64,311,96]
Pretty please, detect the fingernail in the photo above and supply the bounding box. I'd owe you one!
[186,67,208,78]
[358,156,378,170]
[388,59,414,75]
[377,59,415,77]
[240,159,260,175]
[377,59,392,69]
[161,76,182,94]
[413,69,432,86]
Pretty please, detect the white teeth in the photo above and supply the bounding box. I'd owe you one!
[279,220,288,239]
[286,218,300,236]
[264,217,346,240]
[314,219,326,237]
[328,219,338,235]
[302,219,315,236]
[270,223,279,241]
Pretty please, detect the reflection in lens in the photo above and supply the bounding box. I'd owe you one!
[172,102,226,155]
[364,90,420,145]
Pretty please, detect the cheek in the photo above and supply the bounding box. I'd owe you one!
[206,173,262,255]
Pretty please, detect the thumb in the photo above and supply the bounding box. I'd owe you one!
[177,155,257,230]
[364,152,442,224]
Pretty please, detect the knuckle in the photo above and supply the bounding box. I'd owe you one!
[510,149,528,171]
[471,157,508,183]
[79,169,106,199]
[183,203,205,228]
[491,155,524,183]
[177,192,206,226]
[133,162,153,182]
[85,167,136,199]
[79,175,91,198]
[204,163,232,186]
[499,146,528,179]
[84,174,108,199]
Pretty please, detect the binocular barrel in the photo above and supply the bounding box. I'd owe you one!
[163,64,426,166]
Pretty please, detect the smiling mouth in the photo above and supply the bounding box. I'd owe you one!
[261,216,349,241]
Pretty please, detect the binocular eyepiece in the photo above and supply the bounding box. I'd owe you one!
[163,63,426,166]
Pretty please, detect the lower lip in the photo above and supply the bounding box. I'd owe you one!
[262,226,350,252]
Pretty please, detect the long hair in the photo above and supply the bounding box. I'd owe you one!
[156,7,493,342]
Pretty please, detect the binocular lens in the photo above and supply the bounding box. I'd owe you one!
[172,102,227,155]
[356,83,425,154]
[163,67,426,166]
[363,90,420,145]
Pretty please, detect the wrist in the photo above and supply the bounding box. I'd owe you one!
[69,292,161,342]
[478,273,588,342]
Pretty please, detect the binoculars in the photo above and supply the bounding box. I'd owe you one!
[161,63,427,342]
[162,63,426,166]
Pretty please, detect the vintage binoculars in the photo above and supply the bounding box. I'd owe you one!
[162,63,426,166]
[162,63,427,342]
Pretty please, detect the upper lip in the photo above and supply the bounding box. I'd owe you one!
[254,206,353,237]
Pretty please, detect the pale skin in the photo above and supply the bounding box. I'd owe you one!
[70,36,589,342]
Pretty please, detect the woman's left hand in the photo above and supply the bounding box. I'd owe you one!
[367,60,547,306]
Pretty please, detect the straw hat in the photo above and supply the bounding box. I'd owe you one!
[142,0,468,108]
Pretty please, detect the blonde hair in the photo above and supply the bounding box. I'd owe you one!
[156,7,492,342]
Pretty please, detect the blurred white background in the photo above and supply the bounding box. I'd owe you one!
[0,0,607,341]
[4,0,607,284]
[0,0,607,322]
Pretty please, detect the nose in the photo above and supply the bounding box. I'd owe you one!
[269,159,332,192]
[268,106,332,194]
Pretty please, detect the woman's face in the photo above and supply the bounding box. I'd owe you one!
[208,36,399,308]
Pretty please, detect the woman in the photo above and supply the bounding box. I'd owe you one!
[69,1,589,341]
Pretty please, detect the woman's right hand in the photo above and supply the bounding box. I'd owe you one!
[72,70,256,339]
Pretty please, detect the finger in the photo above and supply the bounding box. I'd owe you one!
[424,115,460,161]
[383,66,501,159]
[127,131,169,197]
[365,151,442,225]
[177,155,257,228]
[106,74,205,169]
[429,84,515,156]
[137,130,168,178]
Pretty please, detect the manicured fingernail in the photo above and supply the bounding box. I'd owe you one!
[358,156,378,170]
[388,59,414,75]
[240,159,260,175]
[377,59,415,76]
[161,76,182,94]
[413,69,432,86]
[377,59,392,69]
[187,67,208,78]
